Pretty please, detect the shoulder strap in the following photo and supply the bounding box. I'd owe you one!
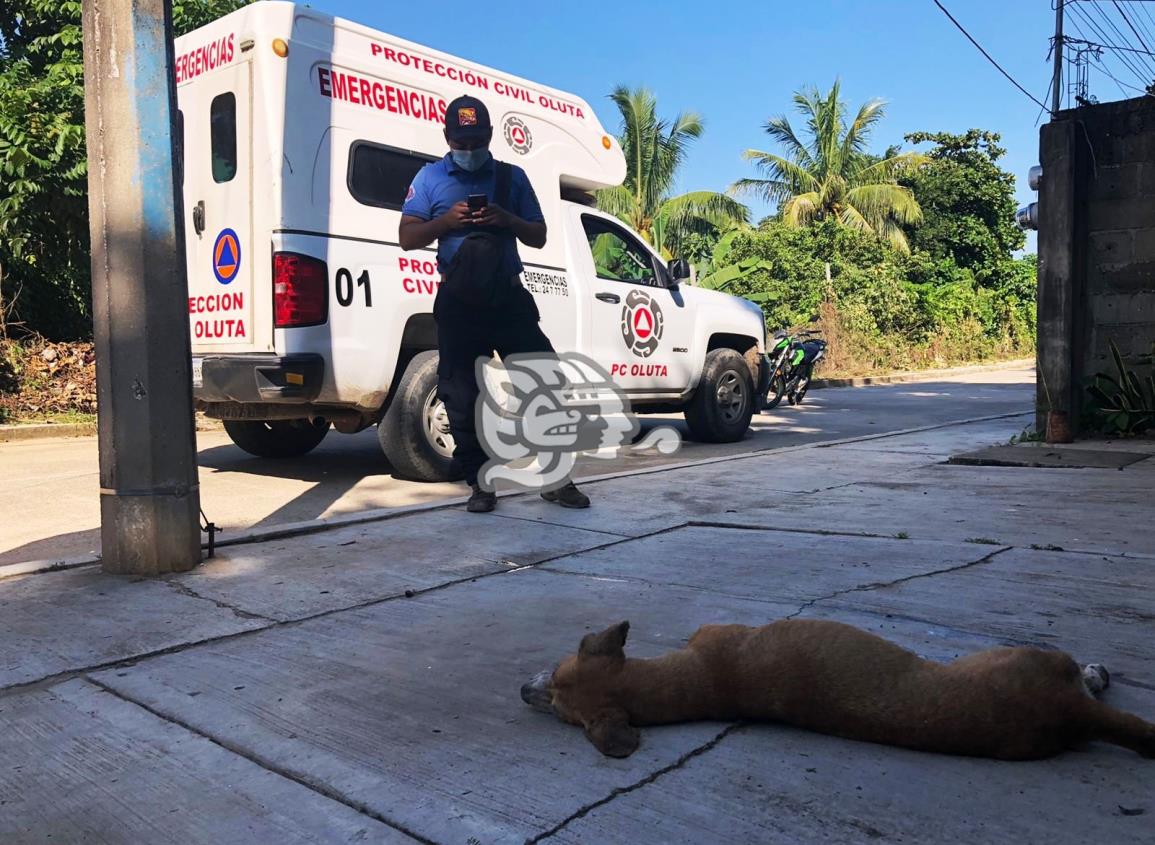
[495,161,513,210]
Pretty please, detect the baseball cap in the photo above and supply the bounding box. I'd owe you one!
[444,95,492,140]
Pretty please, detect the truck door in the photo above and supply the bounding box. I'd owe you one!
[180,62,257,353]
[575,212,694,392]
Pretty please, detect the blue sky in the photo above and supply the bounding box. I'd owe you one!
[321,0,1064,250]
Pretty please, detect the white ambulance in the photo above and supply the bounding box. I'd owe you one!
[178,1,769,481]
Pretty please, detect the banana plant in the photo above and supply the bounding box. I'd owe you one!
[695,230,773,302]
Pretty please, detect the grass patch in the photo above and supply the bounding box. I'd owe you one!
[9,411,97,426]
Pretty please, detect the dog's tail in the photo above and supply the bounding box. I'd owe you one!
[1079,699,1155,758]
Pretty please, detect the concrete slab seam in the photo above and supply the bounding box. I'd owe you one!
[785,546,1014,620]
[163,578,278,622]
[466,510,632,538]
[686,521,1155,564]
[686,519,893,541]
[525,723,746,845]
[202,411,1029,551]
[82,676,435,845]
[0,526,676,699]
[0,411,1030,577]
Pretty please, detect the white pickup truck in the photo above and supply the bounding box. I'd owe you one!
[177,1,768,481]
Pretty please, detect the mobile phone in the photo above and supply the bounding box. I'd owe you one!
[467,193,487,212]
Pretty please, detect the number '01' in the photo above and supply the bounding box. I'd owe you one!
[335,268,372,307]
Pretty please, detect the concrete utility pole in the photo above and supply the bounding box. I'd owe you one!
[82,0,202,574]
[1053,0,1065,114]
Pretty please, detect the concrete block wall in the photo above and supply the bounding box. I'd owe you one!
[1078,98,1155,382]
[1037,96,1155,431]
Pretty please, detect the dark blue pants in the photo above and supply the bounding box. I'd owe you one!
[435,284,554,486]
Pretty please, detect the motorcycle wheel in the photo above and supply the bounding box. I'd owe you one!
[763,372,786,410]
[794,369,813,405]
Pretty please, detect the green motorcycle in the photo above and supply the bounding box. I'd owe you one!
[763,329,795,410]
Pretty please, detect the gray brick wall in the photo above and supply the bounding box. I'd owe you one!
[1074,98,1155,386]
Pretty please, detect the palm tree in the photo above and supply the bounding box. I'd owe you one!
[732,81,925,252]
[598,86,748,258]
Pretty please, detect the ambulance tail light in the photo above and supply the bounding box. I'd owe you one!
[273,252,328,327]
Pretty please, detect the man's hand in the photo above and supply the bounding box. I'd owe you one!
[399,202,474,251]
[473,202,546,249]
[441,201,475,229]
[471,202,513,229]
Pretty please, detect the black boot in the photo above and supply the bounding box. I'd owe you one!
[541,481,590,509]
[467,484,497,513]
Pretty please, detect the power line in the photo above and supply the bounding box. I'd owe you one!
[1091,0,1155,77]
[1068,1,1154,86]
[931,0,1051,113]
[1114,1,1155,58]
[1091,50,1155,94]
[1097,0,1155,76]
[1070,2,1149,79]
[1124,1,1155,51]
[1065,34,1155,55]
[1140,1,1155,43]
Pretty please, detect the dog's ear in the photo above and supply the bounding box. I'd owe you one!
[579,621,630,658]
[584,710,640,758]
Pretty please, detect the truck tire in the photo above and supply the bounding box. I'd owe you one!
[378,350,462,482]
[684,348,755,443]
[222,418,330,458]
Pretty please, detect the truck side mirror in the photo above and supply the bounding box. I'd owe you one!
[667,258,691,286]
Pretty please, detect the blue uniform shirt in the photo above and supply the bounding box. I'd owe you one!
[401,153,545,277]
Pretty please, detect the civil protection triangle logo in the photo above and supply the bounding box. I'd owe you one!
[621,289,663,358]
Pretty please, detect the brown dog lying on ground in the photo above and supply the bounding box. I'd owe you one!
[520,619,1155,760]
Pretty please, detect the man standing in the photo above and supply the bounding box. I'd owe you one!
[398,95,590,513]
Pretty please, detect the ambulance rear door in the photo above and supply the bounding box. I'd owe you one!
[180,59,260,353]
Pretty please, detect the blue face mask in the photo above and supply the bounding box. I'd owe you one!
[451,147,491,172]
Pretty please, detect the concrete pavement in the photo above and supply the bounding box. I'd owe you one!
[2,411,1154,844]
[0,364,1034,566]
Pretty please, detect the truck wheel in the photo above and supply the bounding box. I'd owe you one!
[684,348,755,443]
[378,350,462,482]
[222,418,330,458]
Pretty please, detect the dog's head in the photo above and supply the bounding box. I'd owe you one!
[521,620,641,758]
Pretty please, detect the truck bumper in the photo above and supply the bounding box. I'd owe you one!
[194,354,325,403]
[754,354,771,411]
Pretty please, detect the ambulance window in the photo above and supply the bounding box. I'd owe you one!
[210,92,237,183]
[581,216,659,286]
[348,142,436,210]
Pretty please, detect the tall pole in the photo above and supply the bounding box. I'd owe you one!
[82,0,202,574]
[1053,0,1065,114]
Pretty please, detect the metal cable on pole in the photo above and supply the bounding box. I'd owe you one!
[1068,1,1153,86]
[931,0,1052,113]
[1054,0,1065,112]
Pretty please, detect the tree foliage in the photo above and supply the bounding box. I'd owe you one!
[597,86,748,259]
[733,81,927,252]
[0,0,251,339]
[722,218,1035,373]
[900,129,1026,287]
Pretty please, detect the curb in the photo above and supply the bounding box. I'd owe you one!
[0,417,223,443]
[0,422,98,442]
[0,409,1034,581]
[0,361,1033,443]
[810,358,1034,390]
